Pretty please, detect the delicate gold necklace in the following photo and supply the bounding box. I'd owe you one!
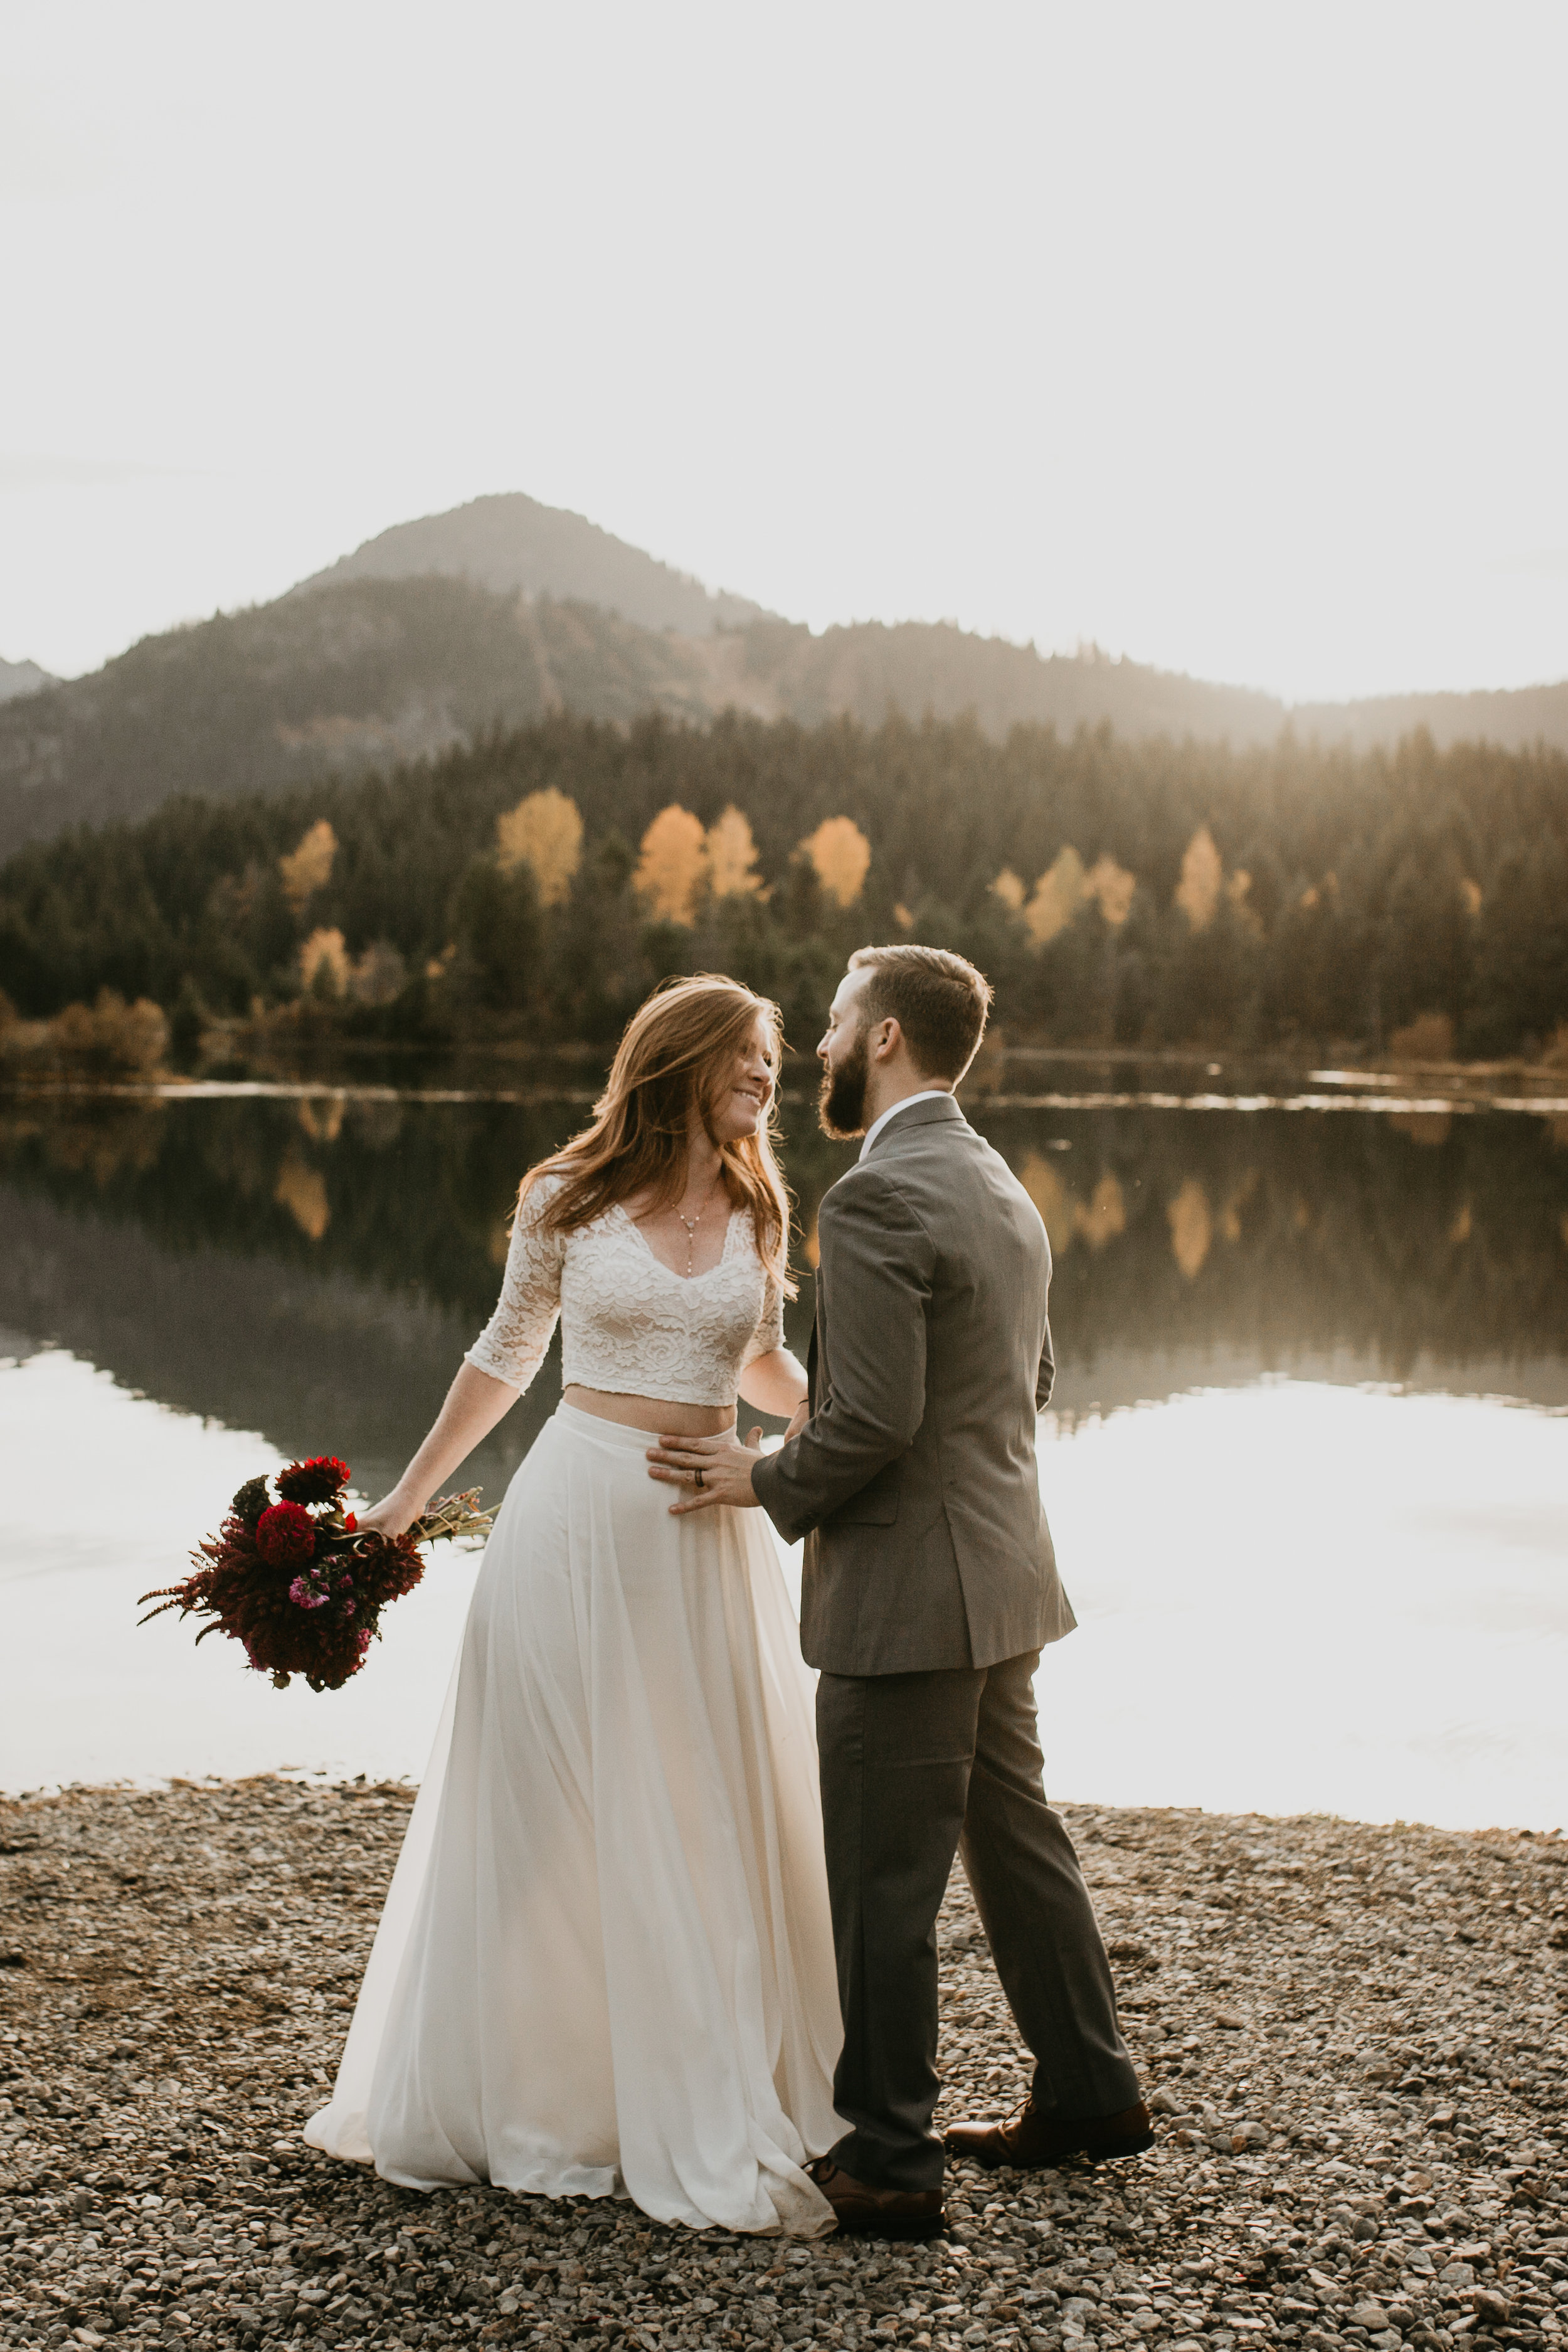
[674,1169,724,1275]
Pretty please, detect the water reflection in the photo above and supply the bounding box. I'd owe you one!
[3,1083,1566,1820]
[5,1087,1566,1491]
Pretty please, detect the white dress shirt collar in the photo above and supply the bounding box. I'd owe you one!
[858,1089,955,1162]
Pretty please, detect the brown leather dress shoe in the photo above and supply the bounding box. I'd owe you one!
[945,2097,1154,2171]
[806,2158,946,2240]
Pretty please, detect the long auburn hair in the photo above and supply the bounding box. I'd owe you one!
[519,974,795,1294]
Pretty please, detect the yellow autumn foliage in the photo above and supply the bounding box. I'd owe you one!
[1025,847,1087,946]
[1083,854,1136,928]
[635,805,709,925]
[274,1153,331,1241]
[495,788,584,906]
[279,819,337,909]
[706,805,763,899]
[1167,1179,1212,1279]
[990,869,1027,913]
[1017,1153,1127,1256]
[800,817,871,908]
[300,927,350,996]
[1173,827,1224,932]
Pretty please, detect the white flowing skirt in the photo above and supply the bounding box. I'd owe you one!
[303,1404,844,2235]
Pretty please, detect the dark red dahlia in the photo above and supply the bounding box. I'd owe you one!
[275,1455,351,1505]
[255,1500,319,1566]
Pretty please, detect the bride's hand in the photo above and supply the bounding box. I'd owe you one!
[356,1493,420,1538]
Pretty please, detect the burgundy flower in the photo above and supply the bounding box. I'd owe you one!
[142,1458,490,1695]
[276,1455,351,1505]
[255,1501,318,1566]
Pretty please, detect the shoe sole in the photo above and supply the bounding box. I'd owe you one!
[947,2131,1155,2172]
[831,2209,948,2241]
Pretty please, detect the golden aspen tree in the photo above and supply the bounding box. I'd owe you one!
[635,805,708,925]
[299,927,350,995]
[1083,854,1136,927]
[274,1155,331,1241]
[1016,1150,1078,1254]
[278,820,337,909]
[990,869,1027,913]
[1024,846,1086,946]
[1173,827,1224,931]
[1081,1172,1127,1249]
[706,806,763,899]
[495,787,583,906]
[1226,869,1263,937]
[799,817,871,908]
[1167,1179,1213,1279]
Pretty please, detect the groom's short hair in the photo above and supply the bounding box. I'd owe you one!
[847,944,993,1081]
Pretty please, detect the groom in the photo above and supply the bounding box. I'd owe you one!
[649,944,1148,2236]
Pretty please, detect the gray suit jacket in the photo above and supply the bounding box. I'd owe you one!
[751,1094,1076,1675]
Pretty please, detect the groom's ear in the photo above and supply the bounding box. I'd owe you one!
[870,1015,903,1063]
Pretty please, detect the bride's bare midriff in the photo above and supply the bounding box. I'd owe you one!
[563,1386,737,1436]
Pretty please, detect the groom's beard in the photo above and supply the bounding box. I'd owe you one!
[818,1027,871,1140]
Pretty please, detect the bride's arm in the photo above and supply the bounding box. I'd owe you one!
[738,1345,808,1424]
[359,1362,520,1536]
[361,1176,565,1535]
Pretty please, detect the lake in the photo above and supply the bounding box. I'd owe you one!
[3,1064,1566,1830]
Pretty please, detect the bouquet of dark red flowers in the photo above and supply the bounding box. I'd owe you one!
[139,1454,493,1693]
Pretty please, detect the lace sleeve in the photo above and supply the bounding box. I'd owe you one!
[464,1180,564,1392]
[741,1269,785,1367]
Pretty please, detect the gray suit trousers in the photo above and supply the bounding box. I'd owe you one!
[815,1651,1142,2192]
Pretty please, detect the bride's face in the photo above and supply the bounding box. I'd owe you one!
[707,1014,777,1145]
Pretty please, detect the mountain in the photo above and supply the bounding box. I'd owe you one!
[0,656,53,704]
[292,490,773,635]
[5,489,1568,859]
[0,579,1306,856]
[1290,679,1568,755]
[682,621,1290,742]
[0,578,716,855]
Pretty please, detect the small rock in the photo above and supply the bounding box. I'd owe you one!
[1471,2291,1510,2329]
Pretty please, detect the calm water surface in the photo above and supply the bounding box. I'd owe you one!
[3,1070,1565,1826]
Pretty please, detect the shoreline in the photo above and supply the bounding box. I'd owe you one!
[4,1037,1568,1104]
[1,1782,1562,2352]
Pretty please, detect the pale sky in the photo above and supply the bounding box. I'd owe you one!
[4,0,1566,702]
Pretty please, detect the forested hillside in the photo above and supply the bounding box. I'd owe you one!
[0,655,53,704]
[0,580,715,855]
[9,539,1568,862]
[4,710,1565,1061]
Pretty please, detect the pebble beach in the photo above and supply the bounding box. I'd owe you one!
[1,1781,1563,2352]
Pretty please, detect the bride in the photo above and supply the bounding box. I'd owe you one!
[304,975,843,2235]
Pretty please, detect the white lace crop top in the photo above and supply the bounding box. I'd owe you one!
[464,1175,785,1406]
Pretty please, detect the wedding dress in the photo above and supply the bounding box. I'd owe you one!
[303,1182,844,2236]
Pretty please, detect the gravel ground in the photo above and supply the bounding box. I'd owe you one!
[1,1781,1564,2352]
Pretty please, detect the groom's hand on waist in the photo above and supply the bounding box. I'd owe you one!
[647,1428,765,1513]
